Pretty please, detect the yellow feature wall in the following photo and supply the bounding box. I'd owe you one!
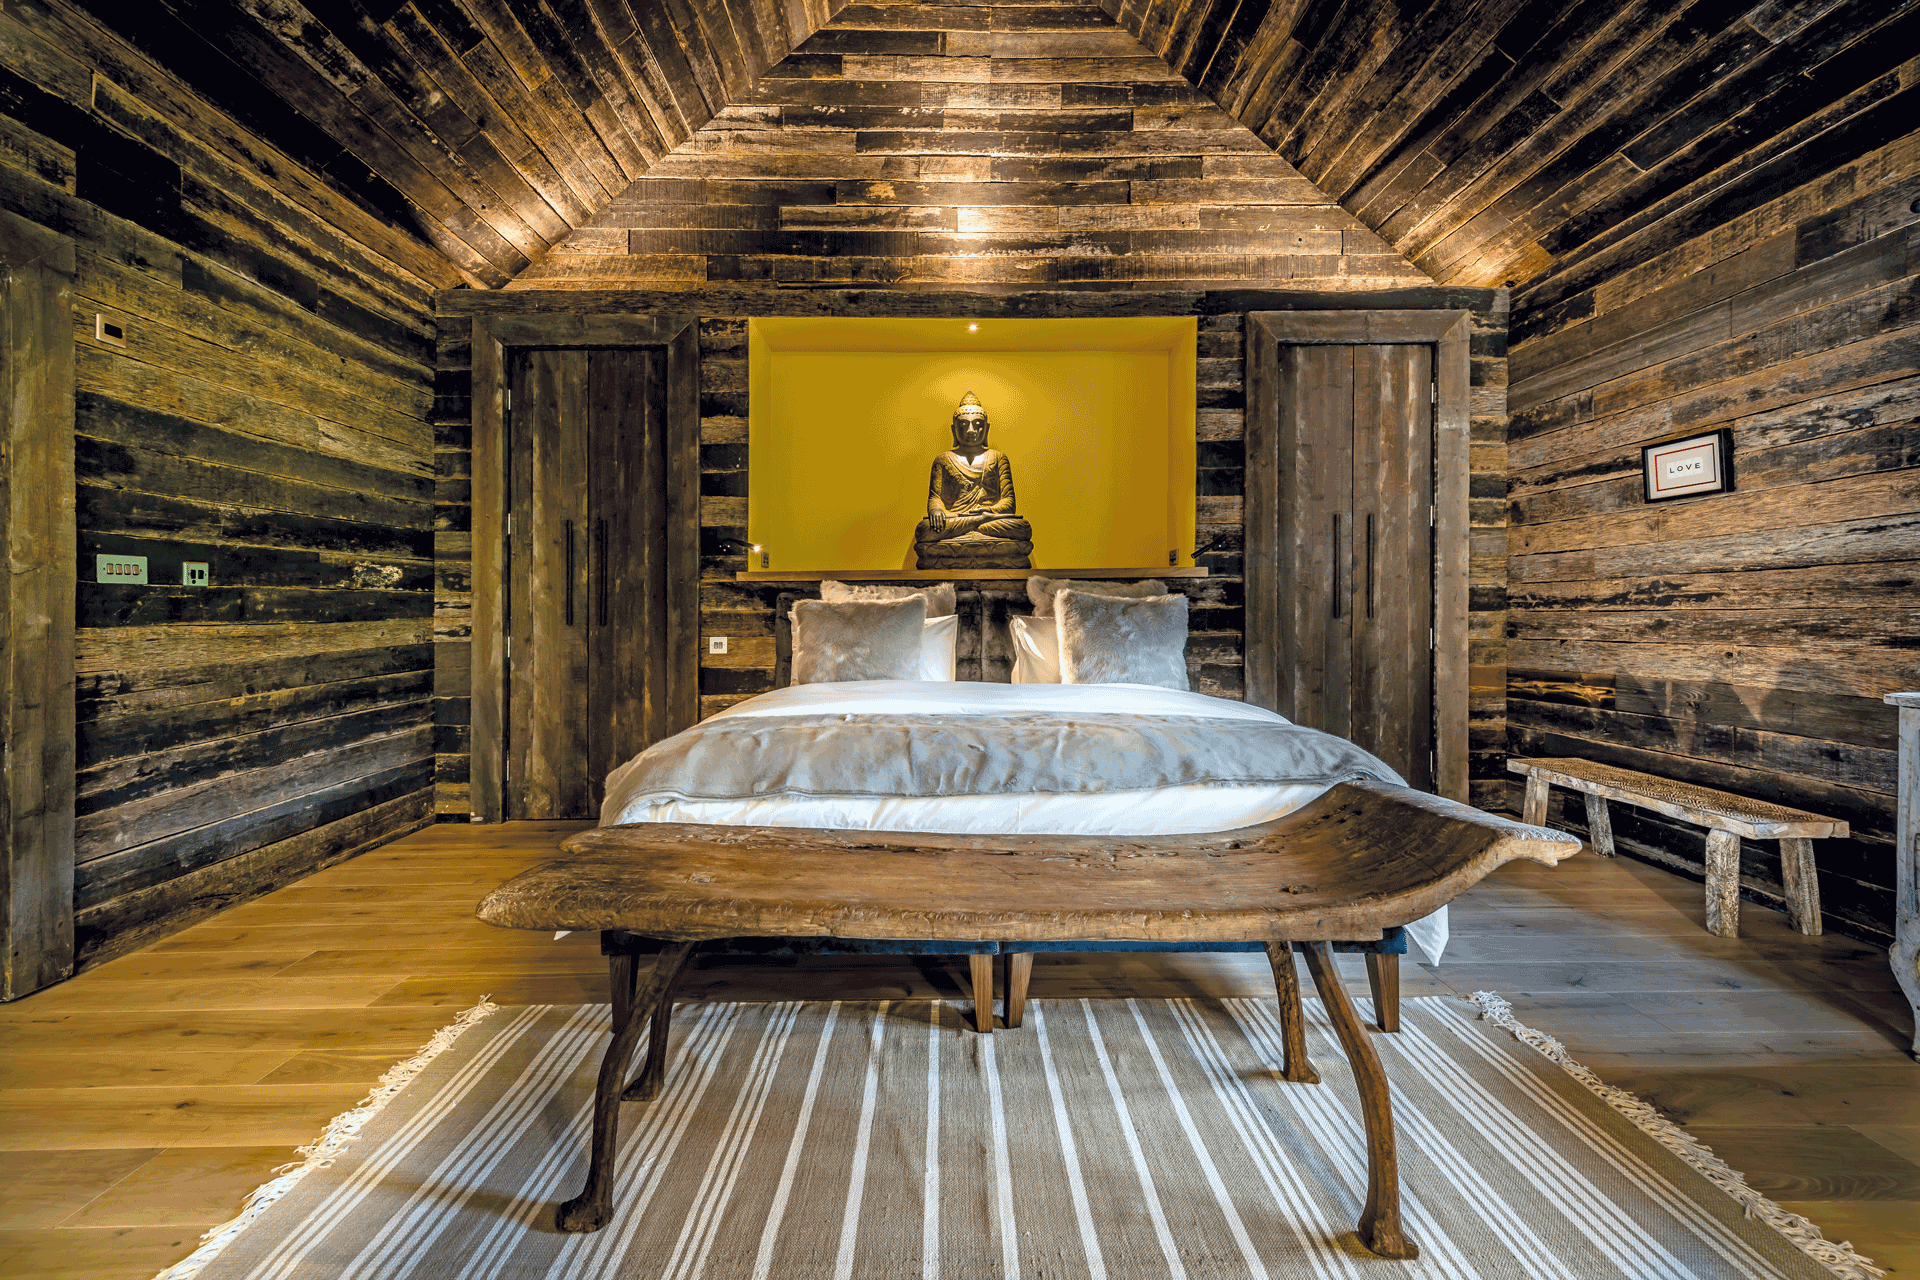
[748,317,1197,572]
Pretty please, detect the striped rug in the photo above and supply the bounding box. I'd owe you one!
[161,996,1879,1280]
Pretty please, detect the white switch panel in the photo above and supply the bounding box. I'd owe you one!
[707,636,728,655]
[182,562,209,586]
[96,554,147,584]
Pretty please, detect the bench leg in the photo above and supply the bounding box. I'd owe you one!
[1583,793,1616,857]
[1002,952,1032,1029]
[969,954,995,1034]
[1365,953,1400,1032]
[1522,775,1550,826]
[1705,829,1743,938]
[625,960,689,1102]
[1779,837,1823,936]
[1300,942,1417,1260]
[559,940,696,1233]
[1262,942,1320,1084]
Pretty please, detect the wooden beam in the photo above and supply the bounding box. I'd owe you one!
[1,208,77,1001]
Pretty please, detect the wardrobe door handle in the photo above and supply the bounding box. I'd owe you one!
[596,519,609,627]
[1366,513,1376,620]
[563,520,575,626]
[1330,513,1342,619]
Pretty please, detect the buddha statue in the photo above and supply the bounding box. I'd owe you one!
[913,391,1035,570]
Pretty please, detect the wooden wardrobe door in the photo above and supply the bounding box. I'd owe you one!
[508,349,592,819]
[1351,344,1435,791]
[1273,344,1356,735]
[585,348,669,810]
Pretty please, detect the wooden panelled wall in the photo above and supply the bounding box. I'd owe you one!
[1103,0,1919,294]
[512,1,1427,290]
[0,0,447,967]
[1505,132,1918,942]
[432,285,1508,817]
[63,0,839,288]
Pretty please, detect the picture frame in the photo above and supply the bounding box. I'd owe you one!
[1642,428,1734,502]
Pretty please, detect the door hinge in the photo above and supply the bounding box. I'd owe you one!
[1430,382,1438,405]
[1429,504,1435,528]
[505,389,512,410]
[1429,627,1435,650]
[506,512,513,536]
[505,636,511,659]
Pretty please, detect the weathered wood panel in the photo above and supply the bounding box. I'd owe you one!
[0,3,439,969]
[1503,95,1919,944]
[509,4,1428,292]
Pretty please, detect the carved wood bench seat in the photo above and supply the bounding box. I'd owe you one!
[477,780,1577,1256]
[1506,756,1847,938]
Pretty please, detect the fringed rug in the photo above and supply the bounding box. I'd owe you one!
[159,995,1882,1280]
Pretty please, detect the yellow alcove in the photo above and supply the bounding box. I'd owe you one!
[747,317,1198,573]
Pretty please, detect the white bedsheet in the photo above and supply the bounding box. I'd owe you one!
[603,681,1446,963]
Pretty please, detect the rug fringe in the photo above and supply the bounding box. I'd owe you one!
[1467,991,1887,1280]
[150,995,500,1280]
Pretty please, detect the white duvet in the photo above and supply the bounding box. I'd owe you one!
[601,681,1446,963]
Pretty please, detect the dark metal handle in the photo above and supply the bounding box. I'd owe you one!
[1366,513,1376,620]
[563,520,575,626]
[596,519,609,627]
[1331,513,1342,619]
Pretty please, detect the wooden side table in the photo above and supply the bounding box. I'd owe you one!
[1885,692,1919,1060]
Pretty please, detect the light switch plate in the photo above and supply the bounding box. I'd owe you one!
[96,554,147,584]
[182,561,209,586]
[707,636,728,655]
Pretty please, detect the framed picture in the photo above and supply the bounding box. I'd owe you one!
[1642,429,1733,502]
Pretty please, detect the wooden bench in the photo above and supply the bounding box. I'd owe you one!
[1507,757,1847,938]
[477,779,1578,1257]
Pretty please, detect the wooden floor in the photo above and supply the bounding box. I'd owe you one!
[2,821,1916,1278]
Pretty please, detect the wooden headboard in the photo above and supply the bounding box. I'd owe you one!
[773,588,1036,688]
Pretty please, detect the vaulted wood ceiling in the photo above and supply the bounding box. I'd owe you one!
[72,0,1919,306]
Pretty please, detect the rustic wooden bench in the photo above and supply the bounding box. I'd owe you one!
[1507,757,1847,938]
[477,779,1577,1257]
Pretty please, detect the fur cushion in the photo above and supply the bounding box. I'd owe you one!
[1027,575,1167,619]
[791,597,928,684]
[821,580,957,619]
[1055,590,1189,690]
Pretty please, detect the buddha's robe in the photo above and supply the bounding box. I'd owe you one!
[915,449,1032,543]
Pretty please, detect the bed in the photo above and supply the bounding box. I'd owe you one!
[592,584,1446,1025]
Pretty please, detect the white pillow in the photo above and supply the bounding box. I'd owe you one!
[1009,614,1060,684]
[920,614,958,681]
[790,609,957,682]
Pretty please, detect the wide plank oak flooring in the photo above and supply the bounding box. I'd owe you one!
[2,821,1915,1277]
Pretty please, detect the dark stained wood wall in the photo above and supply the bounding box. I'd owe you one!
[1102,0,1919,295]
[0,0,447,966]
[434,284,1508,815]
[65,0,842,287]
[1505,126,1918,943]
[510,1,1429,290]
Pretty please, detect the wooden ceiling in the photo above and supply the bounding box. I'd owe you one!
[70,0,1918,303]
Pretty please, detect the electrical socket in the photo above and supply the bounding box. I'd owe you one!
[707,636,728,655]
[182,562,209,587]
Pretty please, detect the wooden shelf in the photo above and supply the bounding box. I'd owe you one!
[734,566,1208,581]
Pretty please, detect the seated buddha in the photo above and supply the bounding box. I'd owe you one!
[913,391,1035,570]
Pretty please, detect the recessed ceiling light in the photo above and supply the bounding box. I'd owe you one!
[967,323,978,332]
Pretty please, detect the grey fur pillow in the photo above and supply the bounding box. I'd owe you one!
[821,580,956,619]
[1028,575,1168,619]
[791,597,928,684]
[1056,590,1189,690]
